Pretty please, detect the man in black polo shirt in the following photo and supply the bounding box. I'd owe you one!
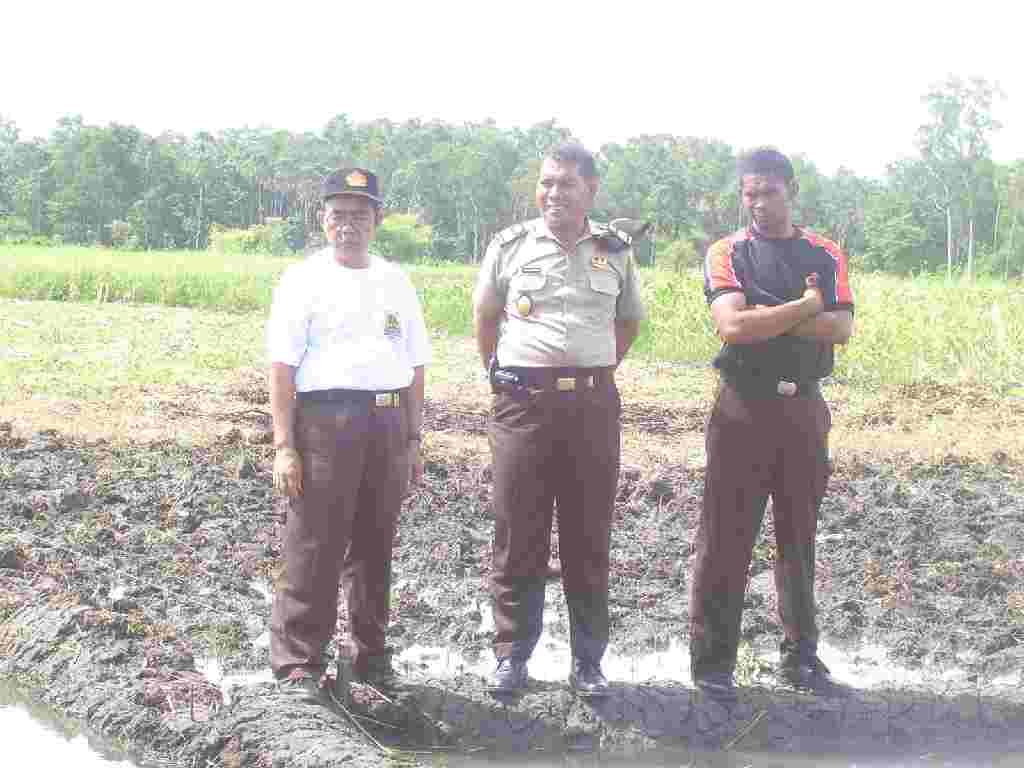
[690,147,855,698]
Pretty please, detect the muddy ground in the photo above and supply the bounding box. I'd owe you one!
[3,396,1024,766]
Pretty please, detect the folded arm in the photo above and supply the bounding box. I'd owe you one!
[787,310,854,344]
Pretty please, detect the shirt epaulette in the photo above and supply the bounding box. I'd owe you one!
[606,218,651,249]
[494,223,529,248]
[592,222,630,254]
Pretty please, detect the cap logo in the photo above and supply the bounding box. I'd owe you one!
[346,170,368,188]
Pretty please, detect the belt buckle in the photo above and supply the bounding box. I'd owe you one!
[556,377,575,392]
[375,392,397,407]
[777,380,797,397]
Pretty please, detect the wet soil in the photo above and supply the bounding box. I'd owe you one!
[3,400,1024,766]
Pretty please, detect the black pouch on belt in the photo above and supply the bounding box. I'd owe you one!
[488,356,523,394]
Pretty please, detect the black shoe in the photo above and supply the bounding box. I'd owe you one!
[778,653,837,694]
[278,669,330,707]
[569,659,609,697]
[353,651,403,698]
[693,671,737,701]
[486,657,528,695]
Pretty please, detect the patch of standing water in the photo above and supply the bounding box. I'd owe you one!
[198,656,274,705]
[250,579,273,604]
[0,682,138,766]
[194,578,276,704]
[393,576,1020,692]
[433,753,996,767]
[398,635,1020,694]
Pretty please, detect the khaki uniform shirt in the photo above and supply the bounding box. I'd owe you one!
[474,218,645,367]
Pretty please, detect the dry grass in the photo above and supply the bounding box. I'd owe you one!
[3,299,1023,470]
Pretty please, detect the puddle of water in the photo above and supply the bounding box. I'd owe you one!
[433,754,997,768]
[398,634,1019,695]
[251,579,273,604]
[0,683,138,766]
[198,656,274,704]
[397,580,1017,696]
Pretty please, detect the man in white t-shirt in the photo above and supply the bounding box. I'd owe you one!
[266,167,431,706]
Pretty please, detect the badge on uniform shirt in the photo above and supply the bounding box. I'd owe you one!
[383,312,402,338]
[591,253,609,270]
[346,170,368,188]
[516,294,533,317]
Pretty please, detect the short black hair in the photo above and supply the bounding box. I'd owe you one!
[546,143,598,179]
[737,146,794,184]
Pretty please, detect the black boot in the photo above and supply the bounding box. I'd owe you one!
[692,670,738,701]
[277,667,331,708]
[777,640,840,695]
[356,649,403,698]
[486,657,529,695]
[569,658,609,697]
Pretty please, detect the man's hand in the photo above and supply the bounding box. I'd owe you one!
[803,272,824,314]
[273,447,303,497]
[408,442,424,487]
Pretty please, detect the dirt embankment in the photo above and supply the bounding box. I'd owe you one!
[3,402,1024,765]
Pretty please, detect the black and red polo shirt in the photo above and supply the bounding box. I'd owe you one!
[703,226,855,382]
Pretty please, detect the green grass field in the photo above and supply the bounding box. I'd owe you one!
[2,245,1022,388]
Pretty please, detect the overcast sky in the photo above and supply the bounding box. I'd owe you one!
[4,0,1022,178]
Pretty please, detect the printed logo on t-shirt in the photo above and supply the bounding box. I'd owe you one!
[383,312,402,339]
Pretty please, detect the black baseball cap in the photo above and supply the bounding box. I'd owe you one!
[321,167,383,205]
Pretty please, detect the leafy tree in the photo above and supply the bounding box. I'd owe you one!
[916,76,1004,279]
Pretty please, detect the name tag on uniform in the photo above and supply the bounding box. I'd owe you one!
[520,265,542,274]
[591,253,609,270]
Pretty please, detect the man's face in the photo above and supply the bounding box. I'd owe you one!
[322,195,379,248]
[535,158,596,234]
[741,174,795,236]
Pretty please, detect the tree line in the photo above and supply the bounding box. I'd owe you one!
[1,76,1020,277]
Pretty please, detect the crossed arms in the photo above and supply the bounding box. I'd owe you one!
[710,275,854,346]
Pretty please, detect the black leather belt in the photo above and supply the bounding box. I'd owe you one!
[721,374,820,398]
[297,388,405,407]
[502,367,613,392]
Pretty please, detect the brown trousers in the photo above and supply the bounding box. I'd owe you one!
[488,376,621,664]
[269,395,408,679]
[689,380,831,679]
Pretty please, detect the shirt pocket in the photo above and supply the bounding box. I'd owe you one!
[585,270,620,323]
[508,271,548,317]
[588,270,620,297]
[510,271,547,293]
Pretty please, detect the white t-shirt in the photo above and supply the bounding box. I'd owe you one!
[266,249,431,392]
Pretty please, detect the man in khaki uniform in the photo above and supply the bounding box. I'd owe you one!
[473,143,645,697]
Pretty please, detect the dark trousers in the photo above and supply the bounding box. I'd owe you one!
[488,378,621,664]
[689,380,831,679]
[270,397,408,679]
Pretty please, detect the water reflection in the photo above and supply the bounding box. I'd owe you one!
[0,682,137,766]
[429,753,997,768]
